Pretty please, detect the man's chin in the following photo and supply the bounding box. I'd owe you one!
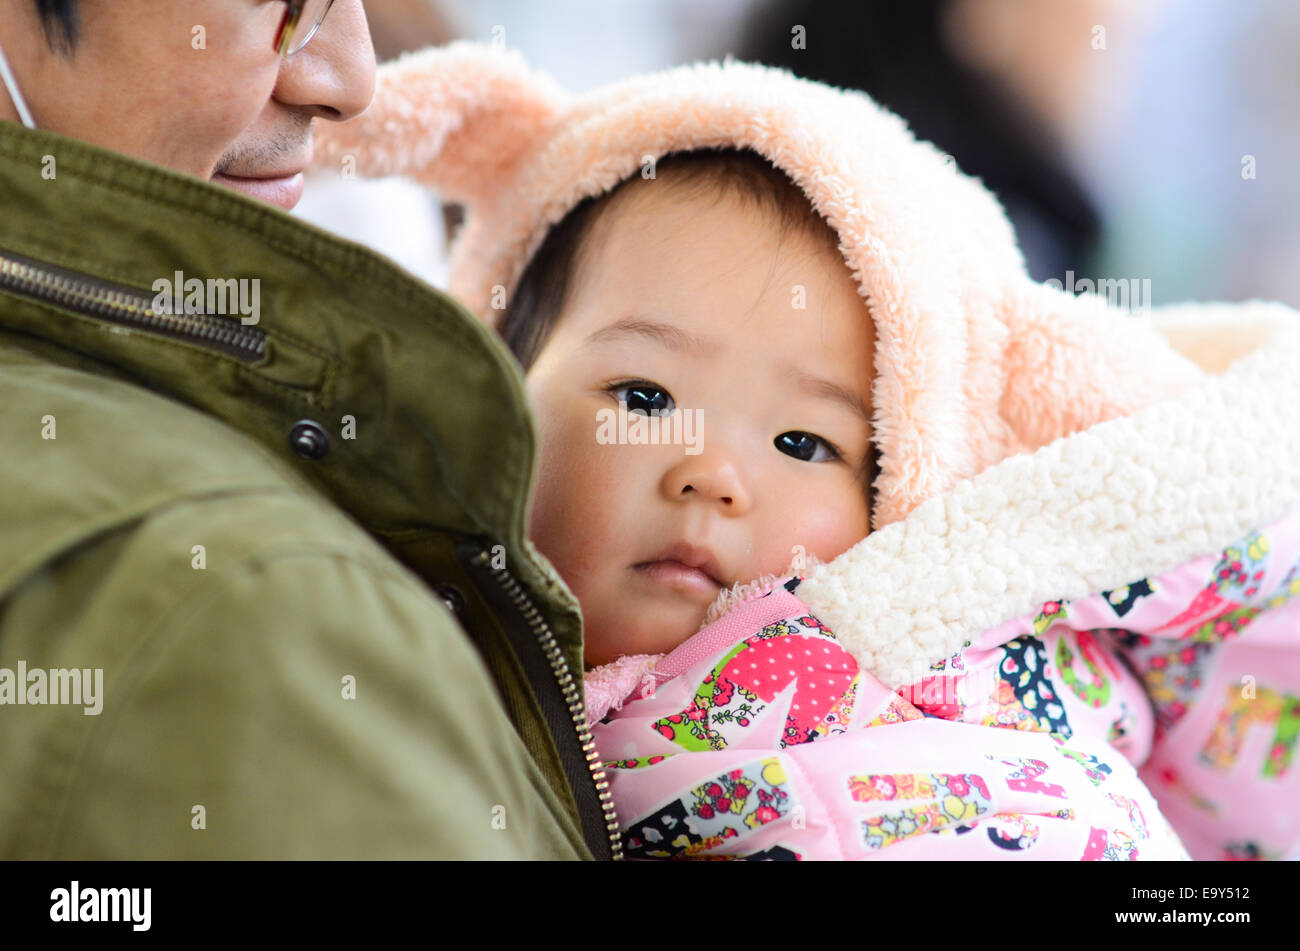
[211,171,305,211]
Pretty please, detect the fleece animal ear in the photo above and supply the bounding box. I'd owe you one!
[310,40,569,211]
[998,281,1205,451]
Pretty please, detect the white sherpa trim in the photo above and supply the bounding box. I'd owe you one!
[699,550,827,630]
[796,304,1300,689]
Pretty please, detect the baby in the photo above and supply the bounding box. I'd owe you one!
[498,145,1200,861]
[317,41,1300,861]
[500,147,877,669]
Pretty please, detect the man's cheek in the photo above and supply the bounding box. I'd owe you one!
[195,63,280,159]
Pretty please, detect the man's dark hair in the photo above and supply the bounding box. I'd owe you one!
[499,145,880,498]
[33,0,79,54]
[500,146,840,374]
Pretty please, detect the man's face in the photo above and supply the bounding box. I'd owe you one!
[0,0,375,209]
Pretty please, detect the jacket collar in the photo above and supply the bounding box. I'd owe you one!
[0,121,582,667]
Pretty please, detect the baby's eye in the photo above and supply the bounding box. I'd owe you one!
[608,381,676,416]
[775,431,841,463]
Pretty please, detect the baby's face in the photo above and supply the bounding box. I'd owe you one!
[524,176,875,667]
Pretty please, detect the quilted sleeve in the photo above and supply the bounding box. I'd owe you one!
[1087,507,1300,859]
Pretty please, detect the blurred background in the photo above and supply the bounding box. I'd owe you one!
[295,0,1300,309]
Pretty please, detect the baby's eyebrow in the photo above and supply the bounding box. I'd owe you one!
[786,365,872,426]
[584,316,718,357]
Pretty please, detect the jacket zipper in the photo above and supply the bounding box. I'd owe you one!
[0,247,266,362]
[468,546,624,861]
[2,245,624,858]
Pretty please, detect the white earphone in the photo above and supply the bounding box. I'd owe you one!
[0,38,37,129]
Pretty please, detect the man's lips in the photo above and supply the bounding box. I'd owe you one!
[211,170,305,211]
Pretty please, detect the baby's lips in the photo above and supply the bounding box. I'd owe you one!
[632,560,723,599]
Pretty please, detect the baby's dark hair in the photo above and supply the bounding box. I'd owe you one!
[499,145,881,500]
[499,146,843,372]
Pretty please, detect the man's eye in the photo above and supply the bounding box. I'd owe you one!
[775,431,840,463]
[608,381,675,416]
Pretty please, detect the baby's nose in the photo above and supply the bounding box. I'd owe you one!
[666,456,751,512]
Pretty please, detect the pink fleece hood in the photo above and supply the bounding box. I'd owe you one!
[311,40,1206,531]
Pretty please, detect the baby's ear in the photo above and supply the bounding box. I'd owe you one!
[310,40,569,211]
[998,281,1205,451]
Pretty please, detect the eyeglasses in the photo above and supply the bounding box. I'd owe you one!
[274,0,337,57]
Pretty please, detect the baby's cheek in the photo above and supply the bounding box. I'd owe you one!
[773,489,871,567]
[529,422,634,583]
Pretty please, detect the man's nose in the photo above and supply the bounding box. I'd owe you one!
[662,447,753,514]
[273,0,377,123]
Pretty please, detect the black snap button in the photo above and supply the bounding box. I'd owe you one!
[433,583,465,617]
[289,419,330,460]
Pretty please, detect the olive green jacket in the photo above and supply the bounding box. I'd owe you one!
[0,122,616,859]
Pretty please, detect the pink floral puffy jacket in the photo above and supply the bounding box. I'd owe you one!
[587,510,1300,860]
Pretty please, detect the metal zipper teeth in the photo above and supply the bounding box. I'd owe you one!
[0,250,266,363]
[471,548,624,861]
[3,244,622,854]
